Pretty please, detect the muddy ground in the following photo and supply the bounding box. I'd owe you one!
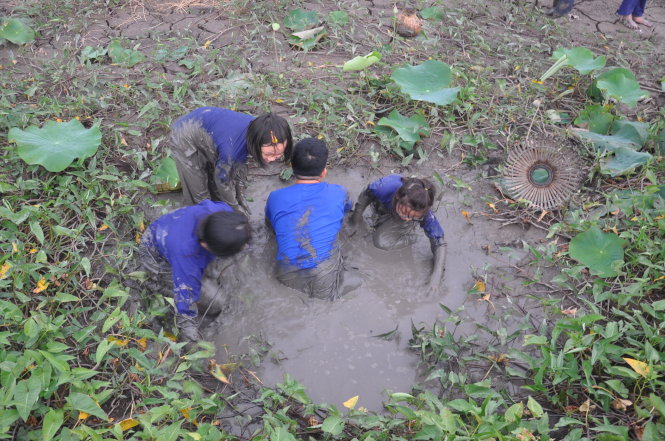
[2,0,664,411]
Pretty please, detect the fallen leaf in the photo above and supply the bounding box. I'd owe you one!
[210,363,230,384]
[461,210,473,223]
[537,210,548,222]
[0,262,11,279]
[623,358,650,377]
[307,416,320,426]
[203,40,212,49]
[33,278,49,293]
[561,308,578,317]
[119,418,139,431]
[12,242,18,252]
[487,202,498,213]
[634,424,644,440]
[180,408,192,420]
[473,280,486,293]
[611,398,632,411]
[136,338,147,352]
[29,248,38,254]
[578,399,595,413]
[108,336,129,347]
[99,224,109,231]
[343,395,359,409]
[78,411,90,420]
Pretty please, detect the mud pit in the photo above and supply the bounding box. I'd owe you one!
[186,166,550,411]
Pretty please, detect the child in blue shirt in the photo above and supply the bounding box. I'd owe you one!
[351,175,446,294]
[265,138,355,300]
[170,107,293,213]
[139,200,250,341]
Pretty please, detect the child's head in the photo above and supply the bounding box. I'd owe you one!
[246,112,293,166]
[393,177,435,221]
[196,211,251,257]
[291,138,328,179]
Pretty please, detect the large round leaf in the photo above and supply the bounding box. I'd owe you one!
[0,18,35,44]
[376,109,430,143]
[569,227,625,277]
[600,147,651,177]
[283,9,318,31]
[8,120,102,172]
[595,68,649,107]
[391,60,460,106]
[552,47,606,75]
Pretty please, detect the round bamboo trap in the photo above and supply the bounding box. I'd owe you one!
[503,142,583,210]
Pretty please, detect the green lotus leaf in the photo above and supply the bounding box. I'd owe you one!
[8,120,102,172]
[377,110,430,144]
[600,147,652,176]
[551,47,606,75]
[327,11,349,26]
[283,9,318,31]
[152,157,180,187]
[573,119,648,153]
[574,104,615,134]
[391,60,460,106]
[595,68,649,107]
[0,18,35,44]
[569,227,625,277]
[342,51,381,71]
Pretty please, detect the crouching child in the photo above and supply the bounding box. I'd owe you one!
[265,138,357,300]
[351,175,446,294]
[139,200,250,341]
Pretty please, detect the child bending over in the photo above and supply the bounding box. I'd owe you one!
[352,175,446,293]
[139,200,250,341]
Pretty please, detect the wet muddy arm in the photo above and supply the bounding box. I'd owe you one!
[427,239,446,293]
[351,188,372,225]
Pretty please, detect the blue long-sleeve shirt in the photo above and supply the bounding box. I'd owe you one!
[266,183,352,269]
[172,107,255,182]
[366,174,444,247]
[143,200,233,315]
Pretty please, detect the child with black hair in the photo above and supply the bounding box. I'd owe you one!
[265,138,356,300]
[171,108,293,214]
[351,175,446,293]
[139,200,250,341]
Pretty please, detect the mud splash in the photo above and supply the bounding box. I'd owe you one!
[199,166,546,411]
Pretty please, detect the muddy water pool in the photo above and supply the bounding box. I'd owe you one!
[193,166,546,411]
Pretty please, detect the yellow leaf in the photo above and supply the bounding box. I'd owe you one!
[119,418,139,431]
[138,221,145,232]
[108,336,129,347]
[164,332,177,342]
[12,242,18,253]
[203,40,212,49]
[33,278,49,293]
[578,399,594,413]
[136,338,147,351]
[623,358,650,377]
[473,280,486,293]
[135,232,141,243]
[210,363,230,384]
[487,202,497,213]
[366,121,375,126]
[275,98,284,103]
[78,411,90,420]
[181,408,191,420]
[29,248,38,254]
[188,433,202,440]
[343,395,359,409]
[99,224,109,231]
[56,118,63,123]
[0,262,11,279]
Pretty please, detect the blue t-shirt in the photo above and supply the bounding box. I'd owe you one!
[367,174,444,246]
[144,200,233,315]
[173,107,255,182]
[266,182,352,269]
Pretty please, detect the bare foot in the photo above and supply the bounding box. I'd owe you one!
[633,17,652,27]
[620,16,639,30]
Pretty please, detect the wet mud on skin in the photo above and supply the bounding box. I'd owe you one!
[188,167,551,411]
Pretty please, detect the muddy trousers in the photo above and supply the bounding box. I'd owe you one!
[276,248,359,301]
[170,120,248,212]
